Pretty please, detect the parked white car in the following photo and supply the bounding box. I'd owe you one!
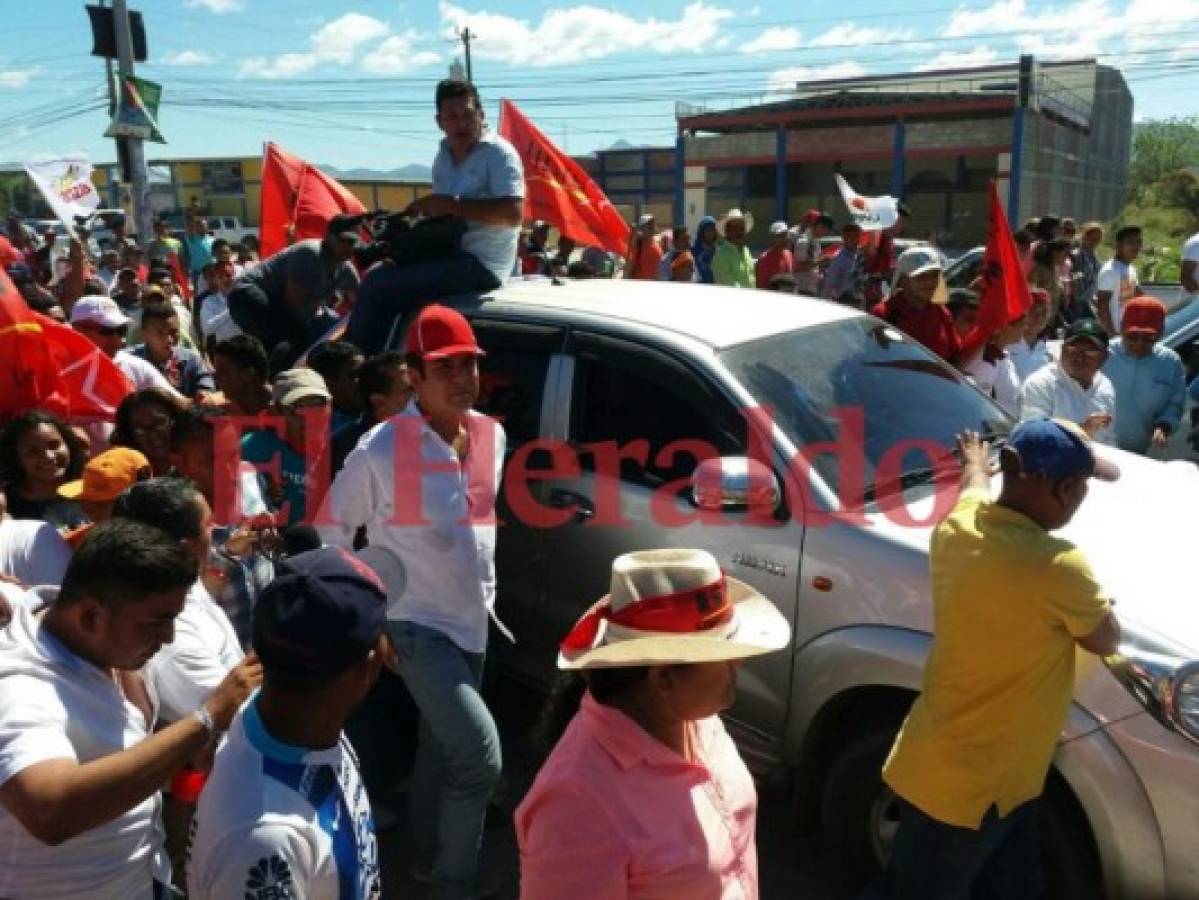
[379,277,1199,898]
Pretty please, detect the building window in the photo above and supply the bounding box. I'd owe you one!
[602,153,643,173]
[605,175,645,192]
[201,162,244,196]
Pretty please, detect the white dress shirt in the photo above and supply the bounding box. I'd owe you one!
[322,400,506,654]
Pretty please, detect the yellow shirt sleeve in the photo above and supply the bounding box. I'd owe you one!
[1043,546,1110,638]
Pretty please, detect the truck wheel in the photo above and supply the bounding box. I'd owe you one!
[819,725,1102,899]
[819,724,900,892]
[1040,775,1103,900]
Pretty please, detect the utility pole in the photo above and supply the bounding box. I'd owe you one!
[458,27,475,83]
[112,0,152,245]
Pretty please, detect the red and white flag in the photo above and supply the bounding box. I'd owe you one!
[0,271,131,422]
[499,99,630,255]
[835,174,899,232]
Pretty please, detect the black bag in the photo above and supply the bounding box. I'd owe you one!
[362,213,466,268]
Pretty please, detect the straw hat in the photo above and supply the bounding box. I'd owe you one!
[717,208,754,236]
[558,549,791,670]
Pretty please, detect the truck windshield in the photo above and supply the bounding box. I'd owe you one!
[719,318,1011,500]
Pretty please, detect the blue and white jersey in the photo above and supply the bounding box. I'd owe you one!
[187,698,380,900]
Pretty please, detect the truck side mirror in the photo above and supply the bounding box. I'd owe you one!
[690,456,781,512]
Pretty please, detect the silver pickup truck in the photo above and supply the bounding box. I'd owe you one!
[389,277,1199,898]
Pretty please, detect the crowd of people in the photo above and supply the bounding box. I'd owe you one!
[0,72,1187,900]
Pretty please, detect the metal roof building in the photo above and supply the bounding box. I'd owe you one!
[670,56,1132,247]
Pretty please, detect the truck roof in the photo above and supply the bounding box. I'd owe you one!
[477,277,863,350]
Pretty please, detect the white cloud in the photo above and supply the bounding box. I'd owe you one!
[741,27,802,54]
[240,52,318,79]
[239,12,405,78]
[311,13,390,65]
[0,68,38,88]
[437,1,735,66]
[808,23,914,48]
[184,0,244,12]
[913,46,999,71]
[362,33,441,73]
[162,50,216,66]
[767,61,867,94]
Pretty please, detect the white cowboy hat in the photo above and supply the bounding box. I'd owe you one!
[558,549,791,670]
[717,208,754,236]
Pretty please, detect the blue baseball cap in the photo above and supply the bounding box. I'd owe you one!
[1007,418,1120,482]
[253,547,388,680]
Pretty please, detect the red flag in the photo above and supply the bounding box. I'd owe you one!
[259,142,367,259]
[167,251,191,303]
[498,99,631,255]
[0,271,132,422]
[975,180,1033,337]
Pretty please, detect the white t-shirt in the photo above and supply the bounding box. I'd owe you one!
[0,517,71,586]
[114,349,186,399]
[1006,337,1052,385]
[1183,234,1199,297]
[187,699,380,900]
[1019,363,1117,444]
[143,581,243,723]
[1183,232,1199,264]
[0,605,169,899]
[1096,259,1139,330]
[198,292,243,343]
[965,353,1021,417]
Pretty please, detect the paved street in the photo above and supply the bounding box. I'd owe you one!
[377,675,846,899]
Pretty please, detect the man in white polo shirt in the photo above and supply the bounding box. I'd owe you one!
[0,519,260,899]
[326,304,505,898]
[345,79,524,355]
[69,295,185,400]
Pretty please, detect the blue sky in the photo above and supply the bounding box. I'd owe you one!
[2,0,1197,170]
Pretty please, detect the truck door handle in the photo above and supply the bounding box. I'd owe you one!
[547,489,595,522]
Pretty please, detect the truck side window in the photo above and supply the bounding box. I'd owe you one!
[475,346,549,451]
[571,353,742,486]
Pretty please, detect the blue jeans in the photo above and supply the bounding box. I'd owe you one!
[388,620,501,897]
[865,798,1043,900]
[344,252,500,355]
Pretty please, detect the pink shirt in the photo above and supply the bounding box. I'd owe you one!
[516,692,759,900]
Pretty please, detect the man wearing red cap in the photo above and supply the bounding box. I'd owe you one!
[325,304,505,898]
[1101,295,1186,454]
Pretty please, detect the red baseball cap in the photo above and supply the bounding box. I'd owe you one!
[406,304,484,361]
[1121,296,1166,336]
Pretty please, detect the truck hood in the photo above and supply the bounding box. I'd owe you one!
[1058,446,1199,656]
[876,445,1199,657]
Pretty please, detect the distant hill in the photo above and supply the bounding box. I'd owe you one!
[321,163,432,182]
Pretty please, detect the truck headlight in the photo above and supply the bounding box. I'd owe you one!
[1105,628,1199,746]
[1166,663,1199,744]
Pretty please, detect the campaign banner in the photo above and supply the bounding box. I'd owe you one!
[24,154,102,231]
[105,74,165,143]
[835,174,899,232]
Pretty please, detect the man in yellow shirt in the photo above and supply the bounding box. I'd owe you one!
[876,418,1121,899]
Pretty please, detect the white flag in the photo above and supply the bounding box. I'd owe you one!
[25,155,102,233]
[835,174,899,232]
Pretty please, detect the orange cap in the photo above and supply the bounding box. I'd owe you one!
[58,447,152,502]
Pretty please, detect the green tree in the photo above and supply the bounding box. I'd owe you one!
[1129,117,1199,200]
